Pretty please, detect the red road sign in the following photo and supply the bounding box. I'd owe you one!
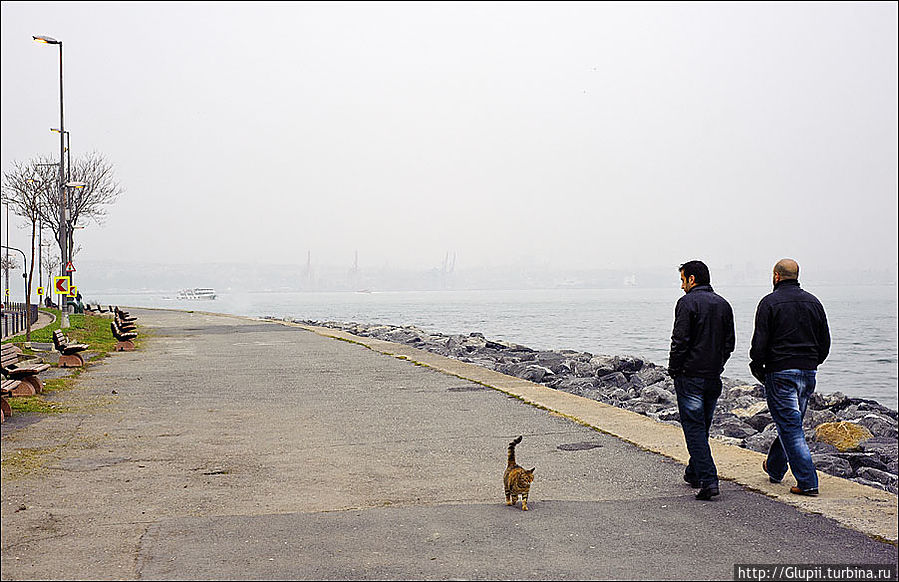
[65,261,76,272]
[54,276,70,294]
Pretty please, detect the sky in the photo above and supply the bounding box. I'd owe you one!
[2,1,897,277]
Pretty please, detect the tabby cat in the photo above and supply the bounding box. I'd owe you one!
[503,435,535,510]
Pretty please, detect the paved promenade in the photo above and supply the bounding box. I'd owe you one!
[1,308,896,580]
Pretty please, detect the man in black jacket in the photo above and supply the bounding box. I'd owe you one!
[750,258,830,496]
[669,260,735,500]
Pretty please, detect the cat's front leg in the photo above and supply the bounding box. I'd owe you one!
[521,494,529,511]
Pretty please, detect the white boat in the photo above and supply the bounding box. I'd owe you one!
[177,288,217,300]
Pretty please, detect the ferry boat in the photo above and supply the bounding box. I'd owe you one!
[177,288,217,300]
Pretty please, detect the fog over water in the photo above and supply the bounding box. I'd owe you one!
[1,2,896,280]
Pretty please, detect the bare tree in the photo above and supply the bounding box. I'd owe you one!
[38,151,124,270]
[2,159,53,340]
[42,251,60,307]
[1,253,19,301]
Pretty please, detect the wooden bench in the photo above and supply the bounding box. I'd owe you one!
[1,379,19,422]
[111,321,138,351]
[1,343,50,396]
[114,307,137,322]
[115,315,137,333]
[52,329,90,368]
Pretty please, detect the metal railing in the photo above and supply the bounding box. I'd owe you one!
[1,302,40,339]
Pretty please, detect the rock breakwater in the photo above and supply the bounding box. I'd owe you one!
[290,319,898,495]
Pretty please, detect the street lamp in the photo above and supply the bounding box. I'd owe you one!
[34,33,68,328]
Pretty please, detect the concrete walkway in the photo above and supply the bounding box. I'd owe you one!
[1,308,896,580]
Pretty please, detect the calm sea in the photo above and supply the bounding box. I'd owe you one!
[94,284,898,410]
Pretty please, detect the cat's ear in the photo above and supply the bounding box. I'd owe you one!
[528,467,536,473]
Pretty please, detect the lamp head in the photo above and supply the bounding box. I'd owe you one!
[33,35,61,45]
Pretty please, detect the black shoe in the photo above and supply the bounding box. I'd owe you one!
[762,460,782,484]
[695,486,720,501]
[790,486,819,497]
[684,474,701,489]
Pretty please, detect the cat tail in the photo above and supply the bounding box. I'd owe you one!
[508,435,523,466]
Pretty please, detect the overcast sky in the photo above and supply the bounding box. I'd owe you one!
[2,1,897,275]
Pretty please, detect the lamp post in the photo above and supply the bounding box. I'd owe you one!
[50,129,71,181]
[0,245,30,341]
[34,33,68,328]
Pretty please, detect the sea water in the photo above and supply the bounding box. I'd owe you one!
[95,284,897,410]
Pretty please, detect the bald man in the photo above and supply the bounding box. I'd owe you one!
[750,259,830,496]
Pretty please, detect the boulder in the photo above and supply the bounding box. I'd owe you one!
[808,441,839,454]
[655,407,680,422]
[855,467,898,489]
[811,454,854,478]
[730,401,768,419]
[813,421,873,452]
[712,416,758,440]
[855,414,899,440]
[553,377,597,393]
[809,391,849,410]
[598,372,628,389]
[640,383,677,405]
[745,412,774,432]
[627,401,666,416]
[727,384,765,400]
[836,452,890,473]
[743,427,778,453]
[803,408,838,429]
[608,388,630,402]
[633,366,668,388]
[589,355,618,376]
[859,436,899,469]
[515,364,554,383]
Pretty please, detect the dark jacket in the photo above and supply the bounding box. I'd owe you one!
[749,279,830,381]
[669,285,735,379]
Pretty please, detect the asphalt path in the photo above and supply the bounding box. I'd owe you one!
[1,308,895,580]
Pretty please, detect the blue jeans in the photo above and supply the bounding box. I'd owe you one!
[675,376,722,489]
[765,369,818,490]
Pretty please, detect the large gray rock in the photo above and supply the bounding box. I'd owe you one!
[855,414,899,439]
[552,377,598,393]
[654,407,680,423]
[743,427,778,453]
[811,454,854,478]
[836,452,889,473]
[803,408,839,428]
[632,366,668,388]
[598,372,629,389]
[640,383,677,405]
[856,467,898,489]
[745,412,774,432]
[809,391,849,410]
[726,384,765,400]
[712,416,758,440]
